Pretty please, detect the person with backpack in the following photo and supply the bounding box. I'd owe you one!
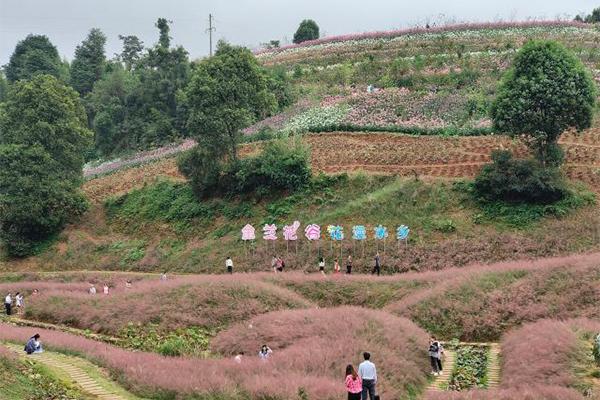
[345,364,362,400]
[358,352,377,400]
[429,336,444,375]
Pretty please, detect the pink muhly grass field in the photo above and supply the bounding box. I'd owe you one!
[501,319,579,388]
[425,386,584,400]
[212,306,430,398]
[0,307,430,399]
[20,274,314,335]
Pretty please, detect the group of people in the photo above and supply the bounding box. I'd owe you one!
[343,339,445,400]
[4,291,31,316]
[224,252,383,275]
[233,344,273,363]
[318,252,381,276]
[88,284,111,295]
[345,352,379,400]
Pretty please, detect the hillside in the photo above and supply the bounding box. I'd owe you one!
[3,22,600,273]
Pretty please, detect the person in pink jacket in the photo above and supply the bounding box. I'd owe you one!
[345,364,362,400]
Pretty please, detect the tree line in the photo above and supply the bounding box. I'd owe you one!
[0,18,302,256]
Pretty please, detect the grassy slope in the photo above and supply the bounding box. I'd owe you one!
[0,347,92,400]
[3,173,597,274]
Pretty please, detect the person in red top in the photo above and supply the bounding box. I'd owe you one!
[345,364,362,400]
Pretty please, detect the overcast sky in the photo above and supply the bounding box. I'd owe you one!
[1,0,597,65]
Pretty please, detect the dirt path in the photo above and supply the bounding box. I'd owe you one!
[4,343,140,400]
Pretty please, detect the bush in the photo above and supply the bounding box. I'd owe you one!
[177,146,223,199]
[474,150,567,204]
[235,140,311,195]
[178,140,311,199]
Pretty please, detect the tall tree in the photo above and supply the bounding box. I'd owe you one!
[293,20,320,44]
[0,75,91,256]
[491,40,597,166]
[183,40,277,161]
[5,35,62,82]
[156,18,171,49]
[118,35,144,70]
[0,75,92,179]
[70,28,107,96]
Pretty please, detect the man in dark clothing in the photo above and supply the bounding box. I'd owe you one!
[371,253,381,276]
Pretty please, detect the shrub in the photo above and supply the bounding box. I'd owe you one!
[235,140,311,194]
[177,146,223,199]
[473,150,567,204]
[178,140,311,198]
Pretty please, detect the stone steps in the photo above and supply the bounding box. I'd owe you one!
[3,343,138,400]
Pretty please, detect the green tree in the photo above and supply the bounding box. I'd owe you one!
[0,144,87,256]
[156,18,171,48]
[5,35,62,82]
[293,20,320,44]
[0,72,8,102]
[183,40,277,161]
[70,28,107,95]
[86,65,139,153]
[0,75,92,179]
[491,40,596,166]
[118,35,144,70]
[0,75,91,256]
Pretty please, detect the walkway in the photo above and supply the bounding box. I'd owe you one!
[4,343,139,400]
[426,349,456,392]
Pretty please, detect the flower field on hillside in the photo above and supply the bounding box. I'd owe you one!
[0,308,431,400]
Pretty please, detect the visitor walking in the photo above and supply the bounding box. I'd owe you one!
[125,280,132,289]
[319,257,326,276]
[345,364,363,400]
[271,255,278,273]
[346,255,353,274]
[161,272,168,281]
[371,253,381,276]
[258,344,273,360]
[334,258,341,274]
[4,293,12,316]
[89,284,96,295]
[226,256,234,274]
[358,352,377,400]
[276,257,285,273]
[103,284,110,295]
[15,292,24,314]
[429,337,444,375]
[24,334,42,354]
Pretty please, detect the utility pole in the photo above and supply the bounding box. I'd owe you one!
[206,14,216,57]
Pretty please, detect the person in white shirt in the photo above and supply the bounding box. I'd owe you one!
[89,285,97,295]
[234,351,244,364]
[161,272,168,281]
[4,293,12,316]
[358,352,377,400]
[15,293,24,314]
[258,345,273,360]
[226,257,234,274]
[103,284,110,295]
